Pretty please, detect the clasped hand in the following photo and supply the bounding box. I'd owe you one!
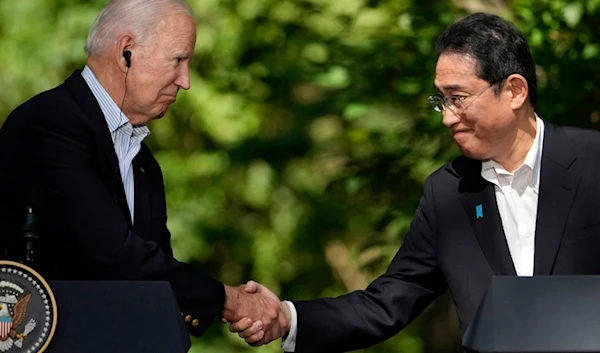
[222,281,291,346]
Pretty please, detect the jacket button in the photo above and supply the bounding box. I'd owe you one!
[192,319,199,327]
[185,315,191,322]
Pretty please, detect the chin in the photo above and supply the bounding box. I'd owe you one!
[151,109,168,120]
[458,145,488,161]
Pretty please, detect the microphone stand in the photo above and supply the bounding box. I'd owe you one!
[21,205,38,265]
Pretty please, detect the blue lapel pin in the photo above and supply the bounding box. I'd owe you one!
[476,204,483,219]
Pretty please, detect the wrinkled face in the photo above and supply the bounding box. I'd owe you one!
[434,53,517,160]
[127,13,196,123]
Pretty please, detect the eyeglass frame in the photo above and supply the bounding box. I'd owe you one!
[428,77,507,113]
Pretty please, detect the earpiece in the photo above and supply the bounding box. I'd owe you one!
[120,50,132,116]
[123,50,132,68]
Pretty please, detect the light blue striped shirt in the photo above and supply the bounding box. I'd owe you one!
[81,66,150,225]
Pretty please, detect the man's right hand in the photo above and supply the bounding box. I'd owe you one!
[226,281,291,346]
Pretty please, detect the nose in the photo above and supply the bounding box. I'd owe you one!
[441,108,460,129]
[174,65,191,90]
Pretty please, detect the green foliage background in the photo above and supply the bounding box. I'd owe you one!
[2,0,599,352]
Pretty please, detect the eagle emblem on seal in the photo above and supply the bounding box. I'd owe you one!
[0,282,37,352]
[0,262,57,353]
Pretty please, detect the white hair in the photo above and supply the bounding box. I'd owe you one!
[84,0,194,57]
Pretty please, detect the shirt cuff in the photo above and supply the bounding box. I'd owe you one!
[281,300,297,352]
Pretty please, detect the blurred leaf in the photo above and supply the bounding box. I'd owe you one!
[563,1,584,28]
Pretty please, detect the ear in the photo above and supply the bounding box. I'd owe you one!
[505,74,529,110]
[115,34,135,72]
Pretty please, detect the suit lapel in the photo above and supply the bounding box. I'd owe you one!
[132,144,153,238]
[452,158,516,276]
[459,168,517,276]
[534,123,580,275]
[64,71,132,228]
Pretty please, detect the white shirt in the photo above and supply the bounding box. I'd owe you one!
[481,116,544,276]
[81,66,150,224]
[282,116,545,351]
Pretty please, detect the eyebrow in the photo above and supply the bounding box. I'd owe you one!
[434,83,466,92]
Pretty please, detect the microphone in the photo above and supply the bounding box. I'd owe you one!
[20,187,40,264]
[21,205,38,264]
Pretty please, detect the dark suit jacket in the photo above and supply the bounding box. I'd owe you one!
[292,122,600,352]
[0,70,224,336]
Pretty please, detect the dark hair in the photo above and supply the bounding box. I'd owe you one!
[436,12,537,107]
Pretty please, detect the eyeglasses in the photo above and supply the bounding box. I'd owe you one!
[428,82,499,113]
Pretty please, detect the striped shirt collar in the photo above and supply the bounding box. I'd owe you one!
[81,66,150,137]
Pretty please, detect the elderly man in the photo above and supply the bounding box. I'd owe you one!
[0,0,286,340]
[230,12,600,352]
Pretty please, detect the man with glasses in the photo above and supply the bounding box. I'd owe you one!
[229,12,600,352]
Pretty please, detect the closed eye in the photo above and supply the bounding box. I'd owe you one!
[448,96,466,103]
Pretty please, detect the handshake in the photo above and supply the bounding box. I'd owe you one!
[222,281,292,346]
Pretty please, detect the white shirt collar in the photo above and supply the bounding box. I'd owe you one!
[481,115,544,189]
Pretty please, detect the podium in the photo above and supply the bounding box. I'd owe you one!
[45,281,190,353]
[463,276,600,353]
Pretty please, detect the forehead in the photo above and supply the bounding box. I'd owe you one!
[153,13,196,48]
[434,53,482,91]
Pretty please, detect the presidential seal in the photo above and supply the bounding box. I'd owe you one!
[0,261,57,353]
